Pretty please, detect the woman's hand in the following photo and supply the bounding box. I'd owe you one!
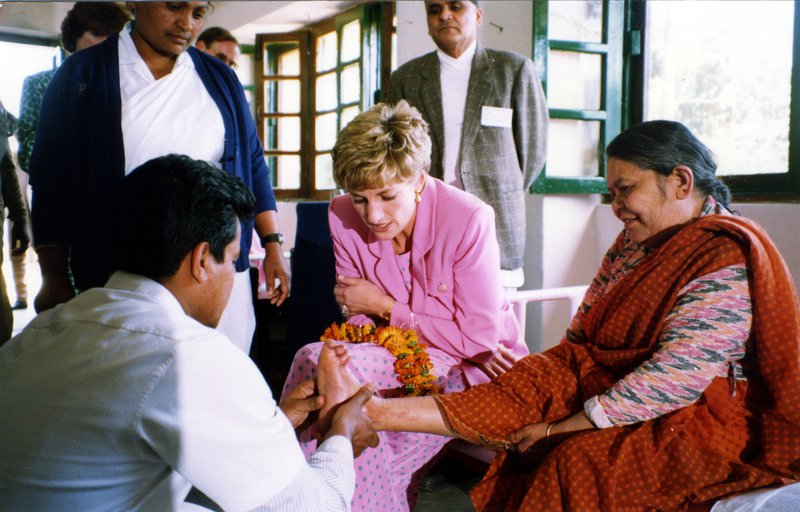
[477,344,521,379]
[508,421,550,453]
[509,411,596,453]
[334,274,394,318]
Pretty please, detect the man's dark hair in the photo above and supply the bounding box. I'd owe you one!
[60,2,131,53]
[110,155,255,281]
[196,26,239,47]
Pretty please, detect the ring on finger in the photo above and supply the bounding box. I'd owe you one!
[341,304,350,318]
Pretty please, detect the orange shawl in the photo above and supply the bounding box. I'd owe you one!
[435,215,800,511]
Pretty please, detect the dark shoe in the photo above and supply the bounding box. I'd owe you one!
[419,469,448,492]
[12,300,27,310]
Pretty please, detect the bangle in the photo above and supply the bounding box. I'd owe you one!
[545,422,556,445]
[381,299,396,322]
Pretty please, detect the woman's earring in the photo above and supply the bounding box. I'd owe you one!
[415,190,421,203]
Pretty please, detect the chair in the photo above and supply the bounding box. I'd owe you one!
[286,202,341,357]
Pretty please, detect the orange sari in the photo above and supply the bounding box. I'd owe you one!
[435,215,800,511]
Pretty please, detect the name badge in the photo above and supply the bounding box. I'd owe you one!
[480,106,513,128]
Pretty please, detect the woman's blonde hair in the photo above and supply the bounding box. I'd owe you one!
[332,100,431,191]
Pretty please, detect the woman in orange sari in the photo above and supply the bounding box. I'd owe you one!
[318,120,800,511]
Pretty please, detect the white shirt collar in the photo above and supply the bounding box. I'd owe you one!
[436,39,477,68]
[105,271,186,317]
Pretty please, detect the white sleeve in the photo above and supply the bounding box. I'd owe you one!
[136,335,354,512]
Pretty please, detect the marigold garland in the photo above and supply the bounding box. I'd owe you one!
[320,322,438,397]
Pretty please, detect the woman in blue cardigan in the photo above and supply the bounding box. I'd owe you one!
[29,2,288,353]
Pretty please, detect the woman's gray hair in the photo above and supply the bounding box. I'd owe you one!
[606,120,732,208]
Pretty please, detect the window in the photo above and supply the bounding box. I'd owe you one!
[533,0,800,198]
[640,0,799,198]
[532,0,624,194]
[256,4,388,200]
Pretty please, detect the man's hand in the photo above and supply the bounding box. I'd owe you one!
[262,244,290,306]
[279,379,324,429]
[327,384,379,457]
[9,220,29,256]
[477,344,521,380]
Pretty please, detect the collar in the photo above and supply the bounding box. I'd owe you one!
[436,39,477,67]
[105,271,186,317]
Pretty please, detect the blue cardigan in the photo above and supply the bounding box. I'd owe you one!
[29,34,275,290]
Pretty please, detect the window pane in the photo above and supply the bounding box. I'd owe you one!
[263,79,300,114]
[341,20,361,62]
[269,155,301,189]
[547,119,600,177]
[263,42,300,76]
[547,50,601,110]
[263,117,300,152]
[340,63,361,104]
[315,153,336,190]
[341,106,360,129]
[316,72,338,112]
[644,0,792,176]
[316,31,338,72]
[316,112,338,151]
[548,1,603,43]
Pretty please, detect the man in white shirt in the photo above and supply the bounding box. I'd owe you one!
[0,154,377,511]
[387,0,549,290]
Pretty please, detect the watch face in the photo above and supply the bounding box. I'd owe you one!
[276,233,285,244]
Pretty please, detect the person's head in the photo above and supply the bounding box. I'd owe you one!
[425,0,483,58]
[60,2,131,53]
[127,1,209,59]
[332,101,430,242]
[196,26,240,69]
[605,120,731,243]
[110,154,254,327]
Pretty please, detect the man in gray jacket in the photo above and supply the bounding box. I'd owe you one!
[388,0,548,288]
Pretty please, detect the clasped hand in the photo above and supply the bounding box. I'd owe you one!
[334,274,390,318]
[279,378,378,457]
[477,344,521,379]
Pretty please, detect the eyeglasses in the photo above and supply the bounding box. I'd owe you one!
[215,52,238,70]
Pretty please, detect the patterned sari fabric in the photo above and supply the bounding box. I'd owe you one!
[435,215,800,511]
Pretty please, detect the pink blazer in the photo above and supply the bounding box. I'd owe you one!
[329,177,527,385]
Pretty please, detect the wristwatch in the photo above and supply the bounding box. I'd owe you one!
[260,233,285,246]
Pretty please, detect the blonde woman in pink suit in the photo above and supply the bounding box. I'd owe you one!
[283,100,528,511]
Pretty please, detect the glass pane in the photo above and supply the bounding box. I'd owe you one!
[316,31,338,72]
[548,1,603,43]
[645,0,792,176]
[263,79,300,114]
[340,63,361,104]
[547,119,600,177]
[341,106,360,129]
[263,117,300,152]
[316,112,338,151]
[263,42,300,76]
[547,50,601,110]
[316,72,338,112]
[315,153,336,190]
[270,154,301,189]
[341,19,361,62]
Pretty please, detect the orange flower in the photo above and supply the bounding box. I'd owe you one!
[320,322,438,396]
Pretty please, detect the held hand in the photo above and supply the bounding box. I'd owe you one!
[477,344,521,380]
[328,384,379,457]
[334,274,392,318]
[9,220,29,256]
[279,379,324,429]
[508,422,550,454]
[263,246,290,306]
[34,278,75,313]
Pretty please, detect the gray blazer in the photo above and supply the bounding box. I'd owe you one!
[388,44,548,270]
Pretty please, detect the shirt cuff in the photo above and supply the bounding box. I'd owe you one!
[317,434,354,458]
[584,395,614,429]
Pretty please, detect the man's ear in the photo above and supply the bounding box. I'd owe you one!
[189,242,212,283]
[671,165,695,200]
[195,40,207,51]
[475,7,484,26]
